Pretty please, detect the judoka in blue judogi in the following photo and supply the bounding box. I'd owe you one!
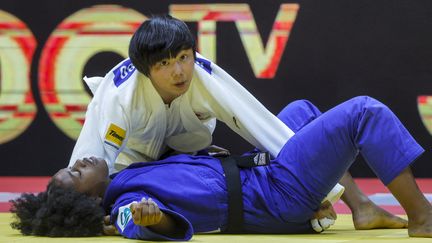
[101,96,423,240]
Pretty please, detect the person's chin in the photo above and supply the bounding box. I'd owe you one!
[175,84,190,94]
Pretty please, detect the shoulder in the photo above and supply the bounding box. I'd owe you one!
[88,60,144,116]
[98,58,142,100]
[110,58,138,87]
[194,53,213,74]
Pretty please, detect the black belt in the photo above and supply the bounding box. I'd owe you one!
[219,152,270,233]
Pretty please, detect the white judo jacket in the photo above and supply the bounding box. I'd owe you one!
[69,54,295,174]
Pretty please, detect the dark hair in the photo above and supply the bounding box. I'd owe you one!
[10,183,105,237]
[129,14,196,76]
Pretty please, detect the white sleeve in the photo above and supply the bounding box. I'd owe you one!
[207,90,289,157]
[194,55,295,157]
[68,78,131,174]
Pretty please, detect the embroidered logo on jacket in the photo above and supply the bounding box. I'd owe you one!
[117,203,133,232]
[113,59,136,87]
[104,123,126,149]
[253,153,269,166]
[195,57,212,74]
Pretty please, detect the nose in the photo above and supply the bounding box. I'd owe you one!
[172,61,183,77]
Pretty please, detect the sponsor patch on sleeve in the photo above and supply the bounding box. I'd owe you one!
[104,123,126,149]
[116,202,134,233]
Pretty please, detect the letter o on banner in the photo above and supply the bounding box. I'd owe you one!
[38,5,145,139]
[0,10,37,144]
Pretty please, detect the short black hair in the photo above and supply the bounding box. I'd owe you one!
[10,182,105,237]
[129,14,196,76]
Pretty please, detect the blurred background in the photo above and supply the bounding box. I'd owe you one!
[1,0,432,177]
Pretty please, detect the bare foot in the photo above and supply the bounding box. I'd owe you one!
[408,210,432,237]
[352,201,408,230]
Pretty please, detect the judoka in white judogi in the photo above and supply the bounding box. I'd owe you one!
[69,54,295,174]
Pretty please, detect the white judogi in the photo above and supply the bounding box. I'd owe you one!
[69,54,294,174]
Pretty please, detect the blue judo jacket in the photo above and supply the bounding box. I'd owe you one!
[102,154,314,241]
[102,96,426,241]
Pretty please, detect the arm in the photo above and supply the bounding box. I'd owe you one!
[69,74,132,174]
[112,194,193,241]
[194,54,294,157]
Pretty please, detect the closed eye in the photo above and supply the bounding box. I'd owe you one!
[70,168,81,178]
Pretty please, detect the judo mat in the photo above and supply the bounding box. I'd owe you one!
[1,177,432,243]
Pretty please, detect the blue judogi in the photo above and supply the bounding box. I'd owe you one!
[103,96,424,241]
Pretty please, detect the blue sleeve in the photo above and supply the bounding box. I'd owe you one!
[111,192,193,241]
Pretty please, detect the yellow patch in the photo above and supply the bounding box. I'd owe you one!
[105,123,126,148]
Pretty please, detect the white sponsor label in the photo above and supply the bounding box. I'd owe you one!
[116,202,134,232]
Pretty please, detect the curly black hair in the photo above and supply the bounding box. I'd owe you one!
[10,183,105,237]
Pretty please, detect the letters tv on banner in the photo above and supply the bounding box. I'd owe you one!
[0,0,432,176]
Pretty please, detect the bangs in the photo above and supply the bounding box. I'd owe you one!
[144,21,194,66]
[129,15,196,76]
[146,43,193,67]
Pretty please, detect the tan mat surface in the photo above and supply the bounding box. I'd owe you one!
[1,213,429,243]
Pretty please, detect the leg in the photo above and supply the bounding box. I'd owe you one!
[387,167,432,237]
[277,98,408,229]
[340,173,407,229]
[272,96,426,236]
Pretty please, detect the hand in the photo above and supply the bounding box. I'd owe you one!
[130,198,163,227]
[103,215,119,235]
[310,200,337,232]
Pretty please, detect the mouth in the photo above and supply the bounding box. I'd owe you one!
[174,81,187,88]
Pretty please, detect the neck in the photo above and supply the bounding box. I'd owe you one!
[94,177,111,198]
[162,96,175,105]
[101,177,112,197]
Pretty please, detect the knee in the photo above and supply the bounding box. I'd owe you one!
[350,96,386,110]
[277,100,322,131]
[277,100,320,119]
[347,96,392,122]
[292,99,316,110]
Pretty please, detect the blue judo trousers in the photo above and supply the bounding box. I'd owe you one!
[103,96,424,241]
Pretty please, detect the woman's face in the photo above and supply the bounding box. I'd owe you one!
[52,157,109,198]
[148,48,195,104]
